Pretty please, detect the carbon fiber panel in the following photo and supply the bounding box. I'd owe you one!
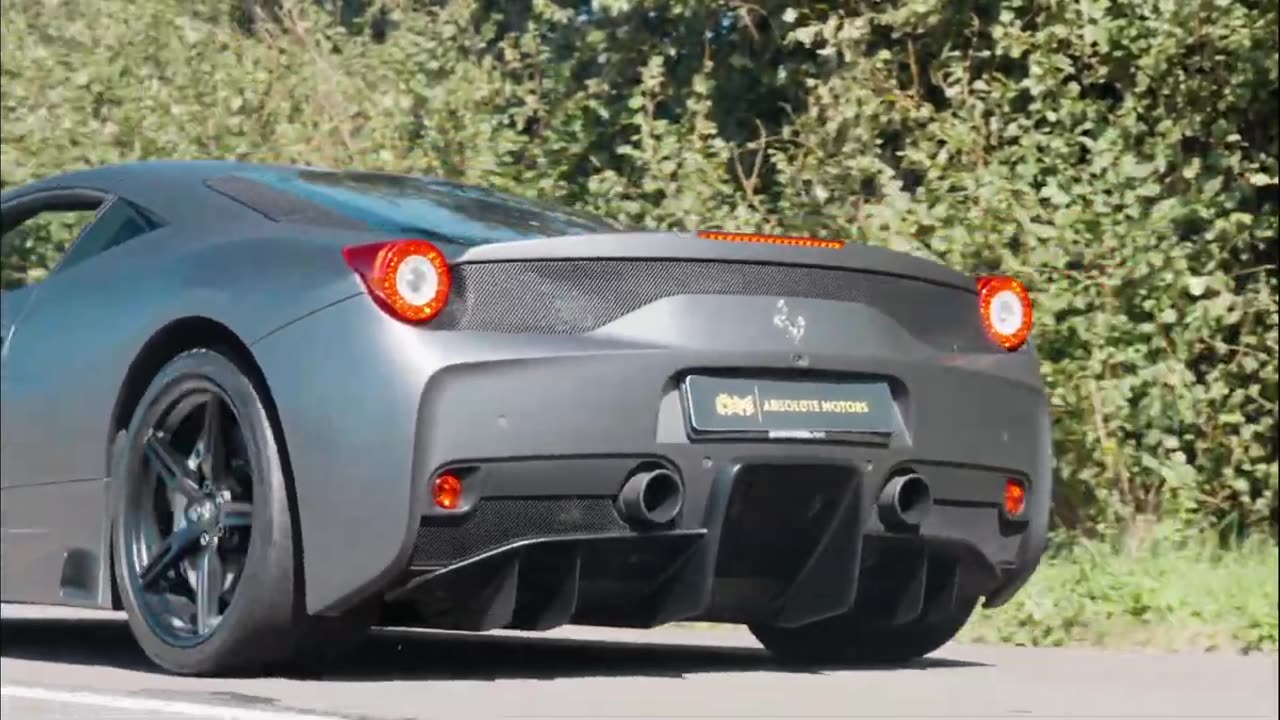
[433,260,992,351]
[412,497,631,566]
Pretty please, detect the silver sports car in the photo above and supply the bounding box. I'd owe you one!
[0,161,1052,676]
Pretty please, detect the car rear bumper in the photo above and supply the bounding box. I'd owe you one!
[389,455,1042,632]
[252,292,1053,621]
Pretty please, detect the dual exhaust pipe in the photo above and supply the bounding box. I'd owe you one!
[616,464,931,531]
[616,466,684,527]
[877,471,933,530]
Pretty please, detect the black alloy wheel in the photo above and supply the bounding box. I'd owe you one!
[111,348,315,676]
[122,383,253,645]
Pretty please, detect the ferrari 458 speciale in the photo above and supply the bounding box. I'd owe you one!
[0,161,1052,675]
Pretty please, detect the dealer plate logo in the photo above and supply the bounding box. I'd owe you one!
[714,393,757,417]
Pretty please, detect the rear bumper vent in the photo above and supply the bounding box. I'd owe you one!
[411,497,630,567]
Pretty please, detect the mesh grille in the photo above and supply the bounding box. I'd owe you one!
[432,260,991,351]
[412,497,630,566]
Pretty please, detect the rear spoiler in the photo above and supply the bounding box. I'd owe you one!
[451,231,976,293]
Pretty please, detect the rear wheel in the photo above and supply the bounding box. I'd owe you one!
[111,348,360,675]
[750,595,977,666]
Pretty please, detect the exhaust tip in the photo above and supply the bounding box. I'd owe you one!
[617,467,684,527]
[878,471,932,530]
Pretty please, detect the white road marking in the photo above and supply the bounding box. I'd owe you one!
[1,686,347,720]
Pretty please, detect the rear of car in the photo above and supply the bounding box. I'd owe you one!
[236,168,1052,660]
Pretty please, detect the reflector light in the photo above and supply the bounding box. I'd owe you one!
[977,275,1033,351]
[343,239,452,324]
[1004,478,1027,518]
[432,474,463,510]
[697,230,844,250]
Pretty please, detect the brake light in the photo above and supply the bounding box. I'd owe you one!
[697,230,844,250]
[343,240,451,324]
[977,275,1033,351]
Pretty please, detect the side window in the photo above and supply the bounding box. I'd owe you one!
[1,207,103,290]
[0,196,159,290]
[55,199,156,275]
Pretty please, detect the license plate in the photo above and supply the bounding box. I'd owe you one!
[683,375,899,436]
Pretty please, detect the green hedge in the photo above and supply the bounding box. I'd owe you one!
[3,0,1276,536]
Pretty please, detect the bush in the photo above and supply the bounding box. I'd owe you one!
[2,0,1276,536]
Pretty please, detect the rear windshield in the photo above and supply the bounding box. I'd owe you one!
[219,168,624,246]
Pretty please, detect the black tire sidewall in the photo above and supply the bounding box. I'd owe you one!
[111,348,299,676]
[750,595,978,666]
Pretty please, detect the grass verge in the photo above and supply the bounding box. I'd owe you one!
[959,529,1279,653]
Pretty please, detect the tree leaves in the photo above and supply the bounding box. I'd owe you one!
[1,0,1275,535]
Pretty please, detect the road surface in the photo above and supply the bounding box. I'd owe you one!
[2,604,1276,719]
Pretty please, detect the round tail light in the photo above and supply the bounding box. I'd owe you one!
[977,275,1033,351]
[343,239,452,324]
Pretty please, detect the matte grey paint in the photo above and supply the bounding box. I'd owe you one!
[0,478,112,608]
[0,160,1053,621]
[254,291,1050,614]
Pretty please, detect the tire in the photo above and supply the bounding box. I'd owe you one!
[750,595,977,666]
[110,347,363,676]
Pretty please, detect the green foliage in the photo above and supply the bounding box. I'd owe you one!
[2,0,1276,535]
[960,526,1280,652]
[0,210,96,289]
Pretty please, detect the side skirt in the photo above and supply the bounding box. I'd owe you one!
[0,477,114,609]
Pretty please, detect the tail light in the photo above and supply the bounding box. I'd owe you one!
[697,230,845,250]
[977,275,1033,351]
[343,239,451,324]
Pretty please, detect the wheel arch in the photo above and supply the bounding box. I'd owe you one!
[109,317,260,441]
[105,315,306,613]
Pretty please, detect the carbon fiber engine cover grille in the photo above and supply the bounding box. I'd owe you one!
[412,497,631,566]
[432,260,993,351]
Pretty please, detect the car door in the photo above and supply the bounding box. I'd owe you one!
[1,285,35,361]
[0,188,162,605]
[2,188,113,486]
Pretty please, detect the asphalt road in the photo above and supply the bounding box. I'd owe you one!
[1,604,1276,720]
